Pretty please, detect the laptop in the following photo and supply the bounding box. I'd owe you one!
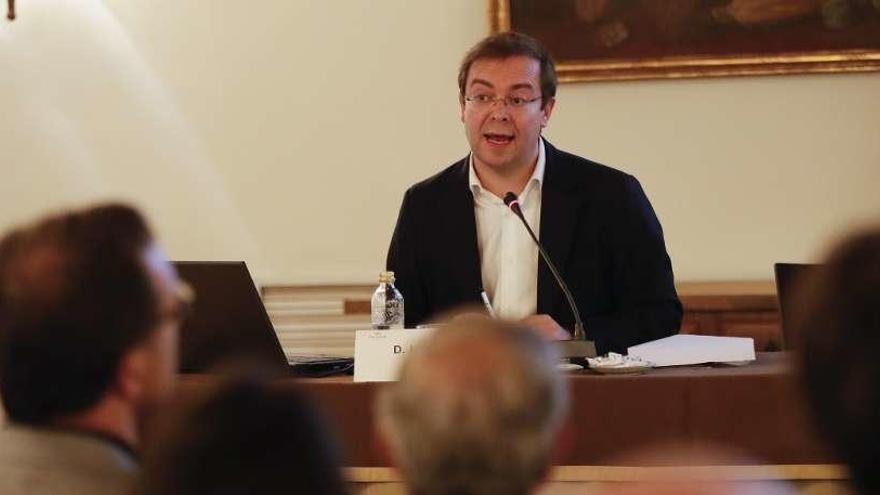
[773,263,819,350]
[173,261,353,376]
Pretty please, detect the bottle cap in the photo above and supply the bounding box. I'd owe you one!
[379,271,396,284]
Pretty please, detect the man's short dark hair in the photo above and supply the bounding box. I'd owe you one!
[458,31,557,107]
[0,203,158,424]
[797,227,880,494]
[141,375,348,495]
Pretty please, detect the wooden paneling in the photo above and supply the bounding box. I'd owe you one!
[262,281,783,353]
[678,281,781,351]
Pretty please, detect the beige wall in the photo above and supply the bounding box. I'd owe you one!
[2,0,878,284]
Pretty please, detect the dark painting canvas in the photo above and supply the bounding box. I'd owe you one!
[490,0,880,81]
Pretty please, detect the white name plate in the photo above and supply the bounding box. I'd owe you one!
[353,328,435,382]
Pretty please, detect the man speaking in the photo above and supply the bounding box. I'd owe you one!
[387,32,681,354]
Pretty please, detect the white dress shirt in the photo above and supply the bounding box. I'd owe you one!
[469,141,545,320]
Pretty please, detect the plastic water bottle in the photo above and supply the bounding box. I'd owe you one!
[371,271,404,329]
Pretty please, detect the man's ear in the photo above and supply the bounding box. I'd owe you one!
[375,425,396,470]
[540,97,556,128]
[459,94,467,123]
[375,412,410,479]
[115,345,149,402]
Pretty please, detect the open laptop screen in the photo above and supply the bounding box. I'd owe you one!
[774,263,819,351]
[173,261,288,373]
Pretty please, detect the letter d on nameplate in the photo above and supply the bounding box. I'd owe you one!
[354,328,435,382]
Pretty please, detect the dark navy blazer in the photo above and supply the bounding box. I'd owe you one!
[387,139,682,354]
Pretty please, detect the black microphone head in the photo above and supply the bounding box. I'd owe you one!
[503,192,519,208]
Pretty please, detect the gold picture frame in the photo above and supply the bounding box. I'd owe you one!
[488,0,880,82]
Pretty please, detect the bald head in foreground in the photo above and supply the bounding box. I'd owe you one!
[377,318,569,495]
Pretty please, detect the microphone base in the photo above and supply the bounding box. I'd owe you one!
[556,339,597,359]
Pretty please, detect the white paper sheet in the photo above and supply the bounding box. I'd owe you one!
[627,334,756,367]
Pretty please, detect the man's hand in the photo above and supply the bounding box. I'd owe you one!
[520,314,571,341]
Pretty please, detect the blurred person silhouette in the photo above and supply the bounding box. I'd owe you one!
[0,203,184,495]
[377,317,569,495]
[796,227,880,495]
[387,31,681,351]
[140,373,349,495]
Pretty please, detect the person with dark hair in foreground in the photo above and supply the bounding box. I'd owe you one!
[140,375,349,495]
[0,203,185,495]
[377,318,568,495]
[387,32,681,353]
[797,227,880,495]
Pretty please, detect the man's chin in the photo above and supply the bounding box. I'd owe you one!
[474,155,521,173]
[473,146,517,166]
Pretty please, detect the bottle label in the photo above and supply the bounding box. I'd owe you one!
[371,281,405,330]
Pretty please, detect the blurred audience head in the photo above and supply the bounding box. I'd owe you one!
[140,374,348,495]
[0,203,181,438]
[377,317,568,495]
[797,227,880,495]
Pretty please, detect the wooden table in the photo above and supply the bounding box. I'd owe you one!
[176,353,842,487]
[288,353,830,466]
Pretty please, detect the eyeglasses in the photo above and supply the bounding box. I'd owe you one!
[159,281,195,324]
[464,94,542,109]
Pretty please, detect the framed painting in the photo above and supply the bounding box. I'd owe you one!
[488,0,880,82]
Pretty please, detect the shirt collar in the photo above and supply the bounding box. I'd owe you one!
[469,139,546,198]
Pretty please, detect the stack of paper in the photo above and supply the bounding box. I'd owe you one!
[627,334,756,367]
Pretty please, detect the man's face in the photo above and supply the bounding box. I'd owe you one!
[137,243,182,408]
[460,55,554,173]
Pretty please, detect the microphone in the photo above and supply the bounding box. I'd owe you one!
[503,192,587,342]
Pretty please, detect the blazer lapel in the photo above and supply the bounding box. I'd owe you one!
[446,157,483,301]
[537,141,579,315]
